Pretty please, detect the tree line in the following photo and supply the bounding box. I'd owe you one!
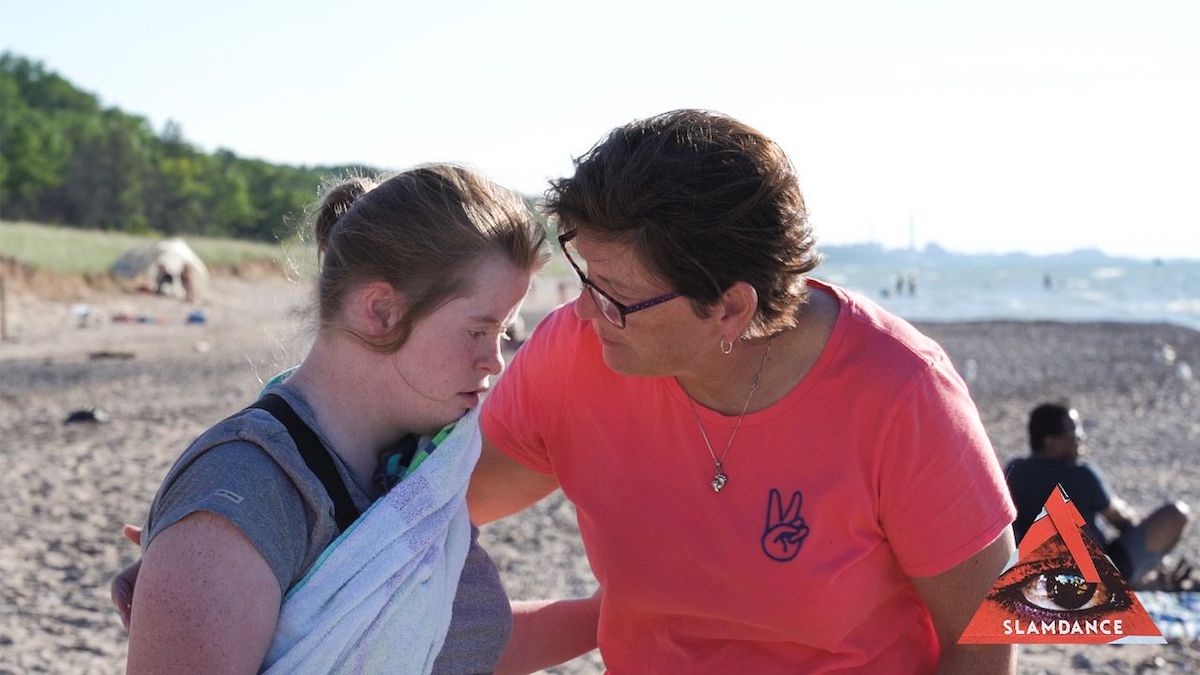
[2,53,543,243]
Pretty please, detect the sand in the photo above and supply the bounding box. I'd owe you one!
[1,272,1197,674]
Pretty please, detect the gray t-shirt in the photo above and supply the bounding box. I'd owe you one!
[143,383,512,674]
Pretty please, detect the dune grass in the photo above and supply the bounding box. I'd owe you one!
[0,221,300,275]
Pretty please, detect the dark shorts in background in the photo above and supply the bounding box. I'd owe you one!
[1106,525,1162,584]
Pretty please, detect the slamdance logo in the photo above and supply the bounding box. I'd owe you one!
[959,484,1165,645]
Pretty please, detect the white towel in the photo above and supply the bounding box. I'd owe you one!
[262,407,481,674]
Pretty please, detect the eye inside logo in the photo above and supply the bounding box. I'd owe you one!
[1035,572,1097,611]
[959,485,1164,645]
[988,547,1133,625]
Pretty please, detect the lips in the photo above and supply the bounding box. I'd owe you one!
[457,386,489,408]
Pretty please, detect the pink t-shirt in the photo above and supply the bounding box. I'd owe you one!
[482,280,1015,673]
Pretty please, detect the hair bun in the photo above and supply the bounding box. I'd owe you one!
[314,176,378,253]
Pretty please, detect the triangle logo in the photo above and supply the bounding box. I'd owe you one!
[959,484,1166,644]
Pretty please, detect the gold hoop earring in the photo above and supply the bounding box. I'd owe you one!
[720,337,734,355]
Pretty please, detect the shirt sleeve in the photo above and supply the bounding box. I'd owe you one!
[877,354,1017,578]
[480,304,578,474]
[1080,463,1114,513]
[143,440,311,593]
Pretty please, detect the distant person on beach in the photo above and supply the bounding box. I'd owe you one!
[179,264,194,303]
[1006,403,1191,587]
[116,166,594,674]
[154,263,173,295]
[469,110,1017,672]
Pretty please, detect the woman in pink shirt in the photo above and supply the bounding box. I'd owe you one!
[471,110,1018,673]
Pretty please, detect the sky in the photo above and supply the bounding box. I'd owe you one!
[2,0,1198,259]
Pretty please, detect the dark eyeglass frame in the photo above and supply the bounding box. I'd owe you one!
[1058,421,1087,442]
[558,229,682,329]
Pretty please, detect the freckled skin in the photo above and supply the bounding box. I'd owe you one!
[387,256,532,433]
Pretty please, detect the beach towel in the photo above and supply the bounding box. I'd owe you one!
[1139,591,1200,641]
[261,407,482,674]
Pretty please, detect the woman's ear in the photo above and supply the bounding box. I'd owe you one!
[717,281,759,338]
[346,281,406,338]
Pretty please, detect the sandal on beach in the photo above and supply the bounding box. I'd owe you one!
[1138,556,1198,592]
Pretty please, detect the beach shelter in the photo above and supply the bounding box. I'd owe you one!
[110,238,210,298]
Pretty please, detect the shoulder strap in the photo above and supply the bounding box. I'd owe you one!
[248,393,360,532]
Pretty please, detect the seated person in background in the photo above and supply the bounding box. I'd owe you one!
[1006,402,1191,587]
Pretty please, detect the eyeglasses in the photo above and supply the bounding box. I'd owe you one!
[1059,420,1087,443]
[558,229,682,328]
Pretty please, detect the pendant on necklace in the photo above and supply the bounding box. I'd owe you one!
[711,470,728,493]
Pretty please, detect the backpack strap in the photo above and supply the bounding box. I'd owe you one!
[248,393,361,532]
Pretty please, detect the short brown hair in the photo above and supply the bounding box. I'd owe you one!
[545,109,821,338]
[312,164,546,351]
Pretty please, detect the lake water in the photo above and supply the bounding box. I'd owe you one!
[818,260,1200,331]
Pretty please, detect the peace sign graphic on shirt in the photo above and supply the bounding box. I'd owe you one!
[761,488,811,562]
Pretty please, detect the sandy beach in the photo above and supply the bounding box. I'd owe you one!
[1,270,1197,674]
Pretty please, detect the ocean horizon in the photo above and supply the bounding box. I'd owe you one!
[818,257,1200,332]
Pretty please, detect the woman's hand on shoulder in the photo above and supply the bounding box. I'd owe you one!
[111,524,143,630]
[126,511,281,674]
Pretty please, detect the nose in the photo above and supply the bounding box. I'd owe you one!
[574,286,599,321]
[479,336,505,376]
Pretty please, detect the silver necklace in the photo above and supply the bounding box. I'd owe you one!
[684,336,774,493]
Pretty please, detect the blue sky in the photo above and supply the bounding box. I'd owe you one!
[2,0,1198,259]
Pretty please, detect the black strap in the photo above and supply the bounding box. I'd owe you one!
[248,393,360,532]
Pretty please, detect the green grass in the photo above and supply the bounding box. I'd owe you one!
[0,220,296,275]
